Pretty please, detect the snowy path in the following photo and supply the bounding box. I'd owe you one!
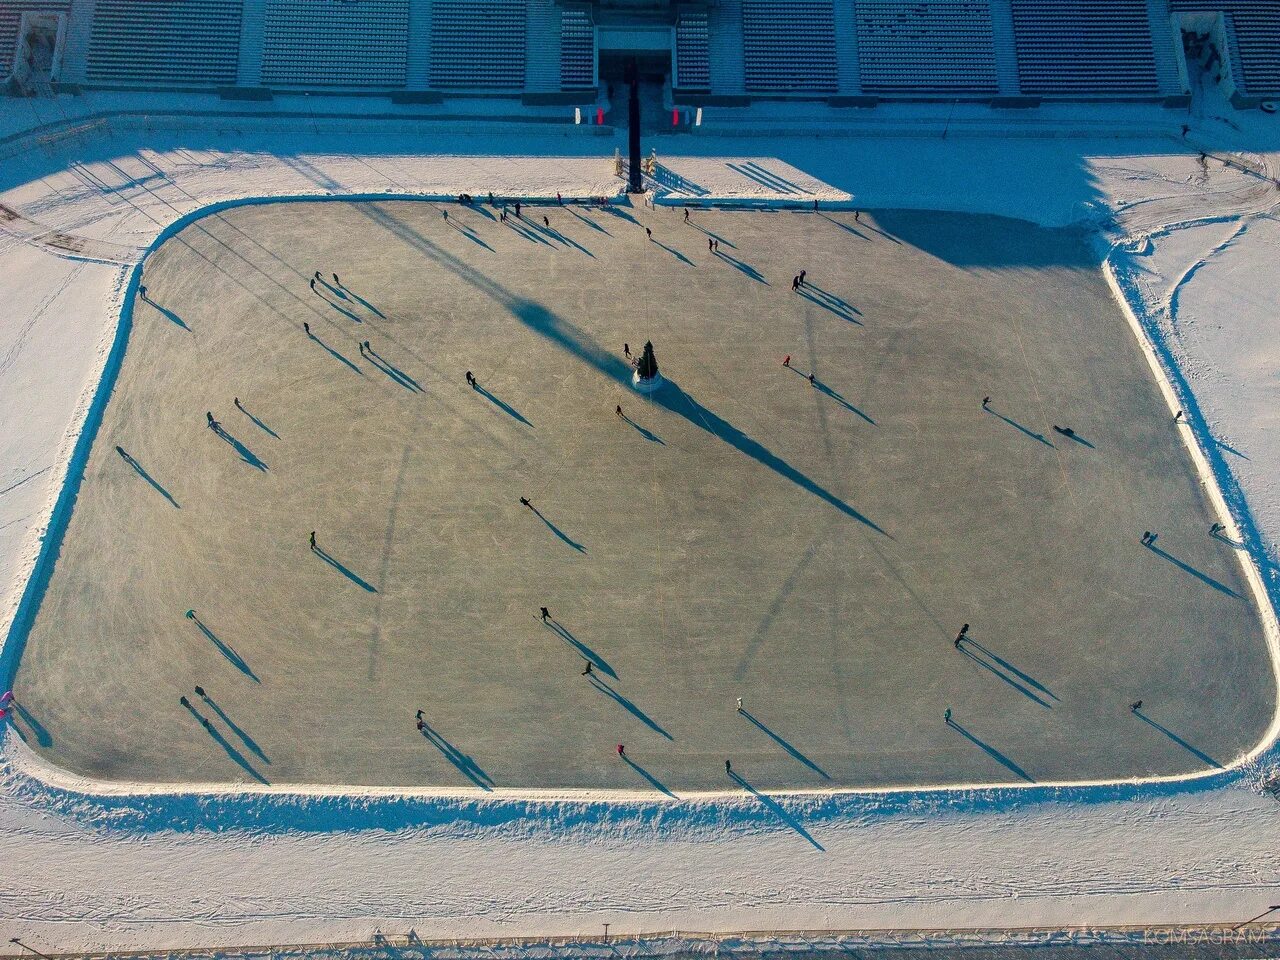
[2,104,1280,950]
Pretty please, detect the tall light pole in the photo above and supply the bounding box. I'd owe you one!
[626,56,642,194]
[1233,904,1280,931]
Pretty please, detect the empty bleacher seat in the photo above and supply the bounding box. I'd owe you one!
[86,0,242,85]
[1010,0,1158,95]
[675,9,711,91]
[741,0,838,93]
[429,0,527,90]
[855,0,998,93]
[560,5,595,89]
[261,0,408,87]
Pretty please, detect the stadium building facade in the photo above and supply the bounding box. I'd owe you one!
[3,0,1278,107]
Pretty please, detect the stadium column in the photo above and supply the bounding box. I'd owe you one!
[627,56,643,193]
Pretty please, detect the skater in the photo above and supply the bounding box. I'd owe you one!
[488,191,495,205]
[234,397,243,411]
[783,355,790,367]
[617,744,625,757]
[416,717,425,732]
[303,322,311,336]
[813,200,819,211]
[333,274,341,287]
[442,209,449,222]
[982,396,990,408]
[736,697,743,713]
[808,373,816,386]
[309,278,316,292]
[556,192,563,205]
[1141,531,1153,545]
[791,276,800,292]
[186,609,197,621]
[314,271,321,280]
[358,341,366,356]
[1174,410,1184,423]
[520,497,531,508]
[684,208,690,223]
[708,238,714,252]
[1210,521,1223,535]
[139,285,148,300]
[416,709,424,720]
[582,661,593,676]
[195,685,206,699]
[515,201,522,218]
[725,759,732,775]
[624,343,631,358]
[615,404,624,419]
[1052,425,1075,438]
[944,708,952,724]
[1130,700,1143,713]
[363,339,371,354]
[543,215,550,228]
[955,624,969,648]
[206,411,215,427]
[646,227,652,241]
[854,211,861,222]
[466,370,475,387]
[309,531,317,551]
[540,606,550,621]
[713,239,719,251]
[180,695,190,708]
[500,209,507,223]
[798,270,806,286]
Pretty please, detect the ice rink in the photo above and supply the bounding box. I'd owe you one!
[11,199,1272,790]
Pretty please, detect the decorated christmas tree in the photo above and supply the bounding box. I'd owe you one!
[636,340,659,381]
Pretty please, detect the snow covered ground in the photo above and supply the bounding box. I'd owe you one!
[2,95,1280,951]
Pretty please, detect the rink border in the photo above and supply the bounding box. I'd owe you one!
[1,192,1277,834]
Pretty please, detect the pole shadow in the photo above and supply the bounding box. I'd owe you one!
[959,645,1052,708]
[1134,709,1223,768]
[313,546,378,592]
[623,755,675,797]
[307,332,364,375]
[1216,438,1249,461]
[475,384,533,426]
[741,710,830,779]
[588,675,673,740]
[116,445,180,507]
[199,693,270,763]
[1143,542,1241,598]
[11,700,53,747]
[545,618,617,678]
[798,286,862,325]
[962,637,1059,702]
[621,414,664,444]
[947,719,1035,782]
[420,719,494,790]
[653,238,694,266]
[599,205,641,227]
[234,402,279,439]
[984,406,1054,447]
[181,698,269,783]
[367,351,423,392]
[186,612,260,682]
[528,506,585,553]
[213,426,267,471]
[657,381,886,535]
[713,249,770,285]
[728,770,824,850]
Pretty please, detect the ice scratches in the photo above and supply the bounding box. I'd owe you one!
[1165,218,1251,324]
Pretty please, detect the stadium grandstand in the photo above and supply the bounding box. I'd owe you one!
[4,0,1277,106]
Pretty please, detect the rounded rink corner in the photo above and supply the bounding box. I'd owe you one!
[0,186,1277,837]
